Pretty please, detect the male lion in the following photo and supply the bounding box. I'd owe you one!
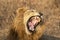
[9,7,47,40]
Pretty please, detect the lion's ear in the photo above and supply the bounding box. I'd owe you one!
[16,7,28,15]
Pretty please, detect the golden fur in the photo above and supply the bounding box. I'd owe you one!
[10,7,47,40]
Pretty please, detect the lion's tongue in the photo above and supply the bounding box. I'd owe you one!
[28,20,38,31]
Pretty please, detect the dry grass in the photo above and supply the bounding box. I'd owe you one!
[0,0,60,40]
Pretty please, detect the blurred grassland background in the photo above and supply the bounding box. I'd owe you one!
[0,0,60,40]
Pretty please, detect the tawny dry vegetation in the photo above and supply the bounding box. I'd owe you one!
[0,0,60,40]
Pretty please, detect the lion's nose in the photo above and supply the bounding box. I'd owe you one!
[39,12,43,16]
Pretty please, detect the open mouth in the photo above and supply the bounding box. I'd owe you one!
[27,15,41,32]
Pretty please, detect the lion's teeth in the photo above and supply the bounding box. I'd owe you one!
[29,27,34,31]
